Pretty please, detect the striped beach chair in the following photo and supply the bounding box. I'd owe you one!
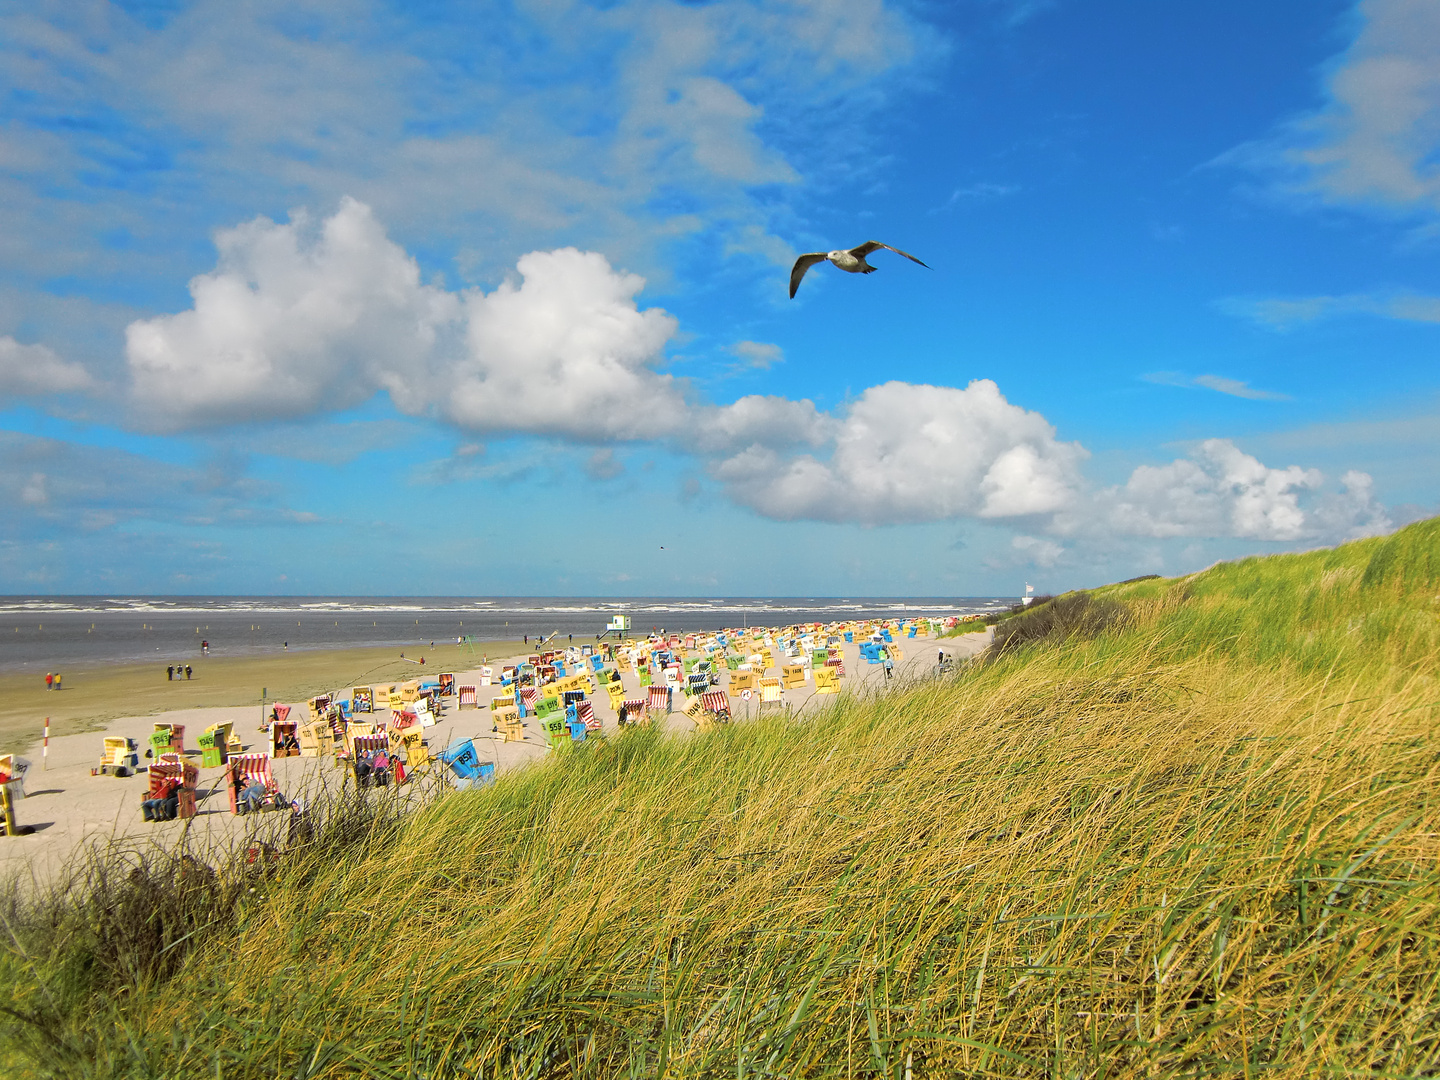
[619,699,648,726]
[577,699,601,732]
[227,754,279,815]
[647,685,672,715]
[700,690,730,722]
[145,755,198,820]
[457,685,478,709]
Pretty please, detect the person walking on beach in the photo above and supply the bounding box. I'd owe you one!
[167,665,174,681]
[53,672,61,691]
[184,664,192,680]
[45,672,53,691]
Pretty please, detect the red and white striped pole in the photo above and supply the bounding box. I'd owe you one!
[42,716,49,770]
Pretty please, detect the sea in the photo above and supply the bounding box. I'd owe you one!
[0,596,1012,674]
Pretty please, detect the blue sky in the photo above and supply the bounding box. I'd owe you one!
[1,0,1436,596]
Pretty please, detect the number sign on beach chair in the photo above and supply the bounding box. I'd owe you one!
[781,664,806,690]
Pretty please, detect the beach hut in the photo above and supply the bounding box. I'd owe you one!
[98,737,139,777]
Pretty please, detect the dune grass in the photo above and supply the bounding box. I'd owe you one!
[2,521,1438,1077]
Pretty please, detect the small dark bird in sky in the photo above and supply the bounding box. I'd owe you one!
[789,241,929,298]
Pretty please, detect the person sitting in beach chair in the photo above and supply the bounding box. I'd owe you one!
[229,754,284,815]
[141,775,181,821]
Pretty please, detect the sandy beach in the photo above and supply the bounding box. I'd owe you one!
[0,624,992,883]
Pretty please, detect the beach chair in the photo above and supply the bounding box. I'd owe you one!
[577,699,601,732]
[298,720,328,757]
[99,737,139,777]
[393,728,429,771]
[438,739,492,790]
[685,672,709,697]
[541,714,571,752]
[605,678,626,708]
[618,698,648,727]
[150,723,185,756]
[781,664,806,690]
[145,756,198,820]
[307,695,333,722]
[759,677,784,708]
[351,734,392,787]
[493,705,524,742]
[647,685,672,715]
[350,687,374,714]
[438,673,455,696]
[729,671,756,694]
[700,689,731,723]
[227,754,281,815]
[0,755,29,803]
[269,720,300,758]
[813,667,840,695]
[457,685,478,709]
[197,728,223,769]
[567,717,588,743]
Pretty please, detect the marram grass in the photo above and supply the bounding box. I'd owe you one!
[3,519,1439,1078]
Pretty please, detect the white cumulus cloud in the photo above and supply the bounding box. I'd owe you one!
[1080,439,1390,543]
[710,379,1088,525]
[126,198,684,439]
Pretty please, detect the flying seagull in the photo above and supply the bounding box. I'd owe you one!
[789,241,929,298]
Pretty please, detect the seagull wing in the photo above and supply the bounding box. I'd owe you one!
[850,241,930,268]
[789,252,829,298]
